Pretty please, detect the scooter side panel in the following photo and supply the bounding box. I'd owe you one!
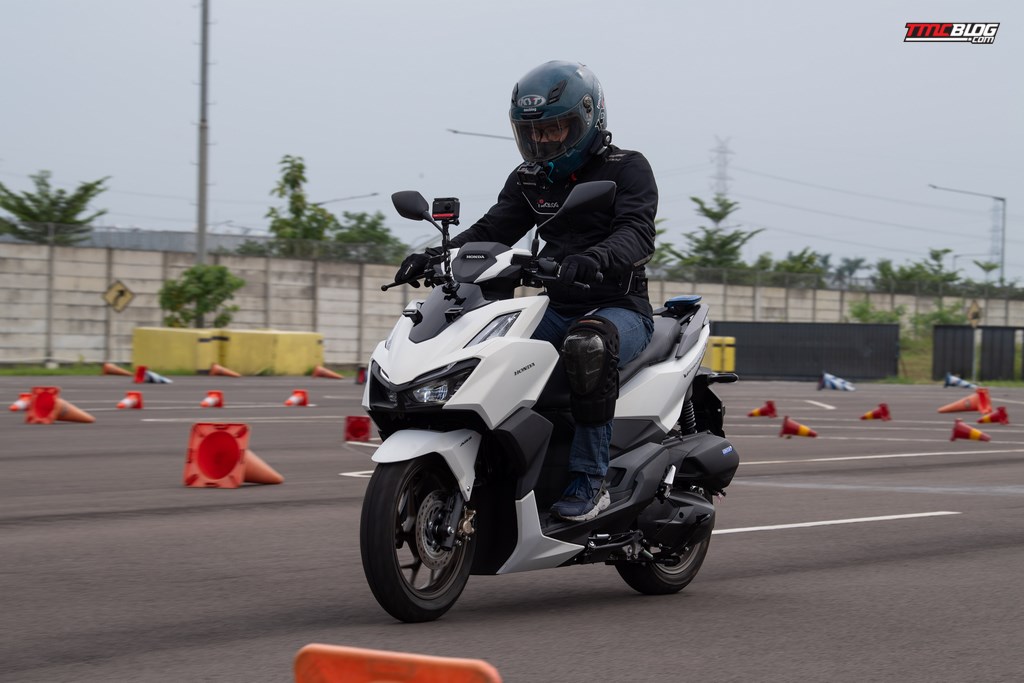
[496,491,585,574]
[371,429,481,500]
[615,324,711,431]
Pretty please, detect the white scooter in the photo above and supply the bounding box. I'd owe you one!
[359,181,739,622]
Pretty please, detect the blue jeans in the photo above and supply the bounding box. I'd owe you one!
[532,307,655,477]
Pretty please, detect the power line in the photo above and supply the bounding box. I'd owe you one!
[733,192,1024,245]
[733,164,1021,219]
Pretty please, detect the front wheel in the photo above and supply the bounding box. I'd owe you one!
[359,457,475,622]
[615,537,711,595]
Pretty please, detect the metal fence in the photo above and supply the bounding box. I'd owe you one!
[932,325,1020,381]
[709,321,900,381]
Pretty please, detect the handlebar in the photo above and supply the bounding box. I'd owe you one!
[383,256,604,291]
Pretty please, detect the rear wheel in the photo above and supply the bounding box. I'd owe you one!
[359,457,474,622]
[614,537,711,595]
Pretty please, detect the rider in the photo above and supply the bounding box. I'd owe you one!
[394,60,658,521]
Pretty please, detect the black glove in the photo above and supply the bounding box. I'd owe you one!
[394,248,444,287]
[558,253,601,286]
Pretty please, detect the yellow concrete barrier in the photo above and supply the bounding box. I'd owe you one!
[702,336,736,372]
[132,328,323,375]
[219,329,323,376]
[132,327,224,374]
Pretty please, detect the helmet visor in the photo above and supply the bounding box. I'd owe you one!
[511,97,594,163]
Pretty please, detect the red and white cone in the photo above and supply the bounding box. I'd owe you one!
[284,389,308,407]
[200,390,224,408]
[8,392,32,412]
[116,391,144,409]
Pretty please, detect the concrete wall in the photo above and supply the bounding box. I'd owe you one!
[1,241,1021,365]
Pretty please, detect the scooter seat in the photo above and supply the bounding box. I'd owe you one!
[618,316,683,386]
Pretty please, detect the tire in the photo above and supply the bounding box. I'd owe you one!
[359,457,475,622]
[615,537,711,596]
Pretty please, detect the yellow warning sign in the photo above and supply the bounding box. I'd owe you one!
[102,280,135,313]
[967,299,983,328]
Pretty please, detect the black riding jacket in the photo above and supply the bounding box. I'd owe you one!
[449,145,658,317]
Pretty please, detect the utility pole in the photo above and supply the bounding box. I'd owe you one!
[196,0,210,266]
[711,137,733,197]
[928,184,1007,286]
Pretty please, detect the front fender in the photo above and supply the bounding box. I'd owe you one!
[371,429,481,500]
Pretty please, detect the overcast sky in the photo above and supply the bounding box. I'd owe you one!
[3,1,1021,281]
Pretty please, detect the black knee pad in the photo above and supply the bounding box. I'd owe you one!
[561,315,620,426]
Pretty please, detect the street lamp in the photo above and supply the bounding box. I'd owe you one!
[928,184,1007,286]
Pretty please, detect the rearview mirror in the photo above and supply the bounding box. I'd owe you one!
[391,191,430,221]
[559,181,616,216]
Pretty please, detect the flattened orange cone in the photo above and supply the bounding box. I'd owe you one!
[779,415,817,438]
[242,449,284,485]
[209,363,241,378]
[54,399,96,424]
[24,387,92,424]
[951,419,990,442]
[284,389,308,406]
[183,423,283,488]
[293,644,502,683]
[860,403,891,421]
[102,362,133,377]
[978,406,1009,425]
[117,391,144,409]
[937,387,992,414]
[8,392,32,412]
[312,365,343,380]
[748,400,777,418]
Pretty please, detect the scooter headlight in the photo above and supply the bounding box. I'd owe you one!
[404,368,474,405]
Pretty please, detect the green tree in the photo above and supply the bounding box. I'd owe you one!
[265,155,342,257]
[873,248,959,295]
[0,171,108,245]
[328,210,408,264]
[260,155,407,262]
[679,194,762,268]
[159,264,245,328]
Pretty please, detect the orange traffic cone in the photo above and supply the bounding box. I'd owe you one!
[183,423,284,488]
[748,400,777,418]
[25,387,95,425]
[355,366,367,385]
[312,365,343,380]
[209,363,241,378]
[860,403,891,421]
[284,389,309,407]
[133,365,148,384]
[294,644,502,683]
[8,392,31,412]
[344,415,372,442]
[200,390,224,408]
[951,419,991,442]
[937,388,992,415]
[102,362,132,377]
[779,415,817,438]
[116,391,144,409]
[978,406,1009,425]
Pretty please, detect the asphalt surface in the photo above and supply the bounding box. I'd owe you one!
[3,375,1024,682]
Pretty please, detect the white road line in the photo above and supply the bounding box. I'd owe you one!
[345,441,380,448]
[713,511,960,534]
[803,400,836,410]
[141,415,349,423]
[742,448,1024,465]
[731,434,1024,444]
[340,470,375,478]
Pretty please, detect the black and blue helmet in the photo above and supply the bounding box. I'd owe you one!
[510,61,608,182]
